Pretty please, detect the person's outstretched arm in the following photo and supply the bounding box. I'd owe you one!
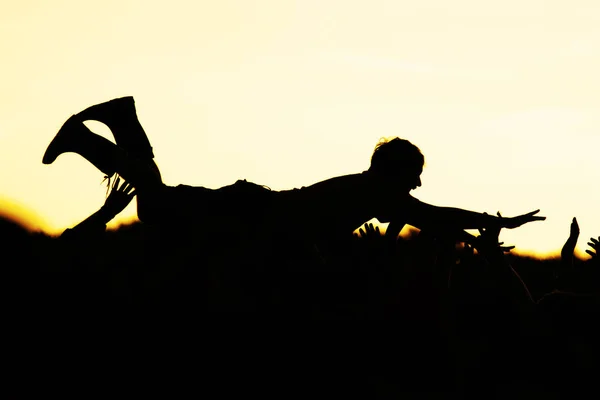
[61,177,136,239]
[403,196,545,232]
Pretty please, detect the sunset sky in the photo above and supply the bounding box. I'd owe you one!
[1,0,600,257]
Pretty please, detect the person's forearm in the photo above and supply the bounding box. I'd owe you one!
[560,237,577,271]
[560,237,577,263]
[407,202,499,231]
[556,236,578,286]
[60,207,114,238]
[385,221,404,241]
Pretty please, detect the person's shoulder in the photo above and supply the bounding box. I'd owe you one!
[300,172,367,191]
[322,172,366,183]
[406,194,421,205]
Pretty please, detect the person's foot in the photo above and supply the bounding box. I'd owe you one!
[43,115,117,177]
[43,115,79,165]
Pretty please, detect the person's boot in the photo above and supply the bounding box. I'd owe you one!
[76,96,155,160]
[43,115,162,191]
[43,115,118,177]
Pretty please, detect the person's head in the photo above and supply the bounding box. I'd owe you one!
[368,137,424,193]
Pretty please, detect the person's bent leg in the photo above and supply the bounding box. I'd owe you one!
[43,114,222,225]
[44,115,165,220]
[76,96,155,160]
[75,96,162,183]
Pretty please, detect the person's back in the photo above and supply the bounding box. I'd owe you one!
[273,173,373,239]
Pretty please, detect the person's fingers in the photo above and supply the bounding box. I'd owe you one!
[521,210,545,221]
[123,181,135,194]
[124,182,135,195]
[522,216,545,223]
[116,182,127,194]
[586,249,596,257]
[571,218,580,234]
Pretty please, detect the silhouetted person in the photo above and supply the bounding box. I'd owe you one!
[42,96,546,253]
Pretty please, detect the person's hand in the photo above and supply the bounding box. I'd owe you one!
[559,217,580,275]
[354,222,383,241]
[354,222,387,257]
[569,217,580,240]
[501,209,546,229]
[472,212,515,257]
[585,236,600,264]
[101,177,136,218]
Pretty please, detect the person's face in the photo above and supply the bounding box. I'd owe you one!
[394,164,422,195]
[372,164,423,222]
[370,163,423,198]
[406,165,423,192]
[376,164,422,202]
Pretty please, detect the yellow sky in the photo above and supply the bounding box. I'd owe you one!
[1,0,600,257]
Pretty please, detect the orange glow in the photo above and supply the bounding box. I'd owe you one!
[0,198,49,234]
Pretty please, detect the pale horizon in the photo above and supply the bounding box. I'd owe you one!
[2,1,600,258]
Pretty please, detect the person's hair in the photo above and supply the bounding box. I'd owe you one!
[369,137,424,177]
